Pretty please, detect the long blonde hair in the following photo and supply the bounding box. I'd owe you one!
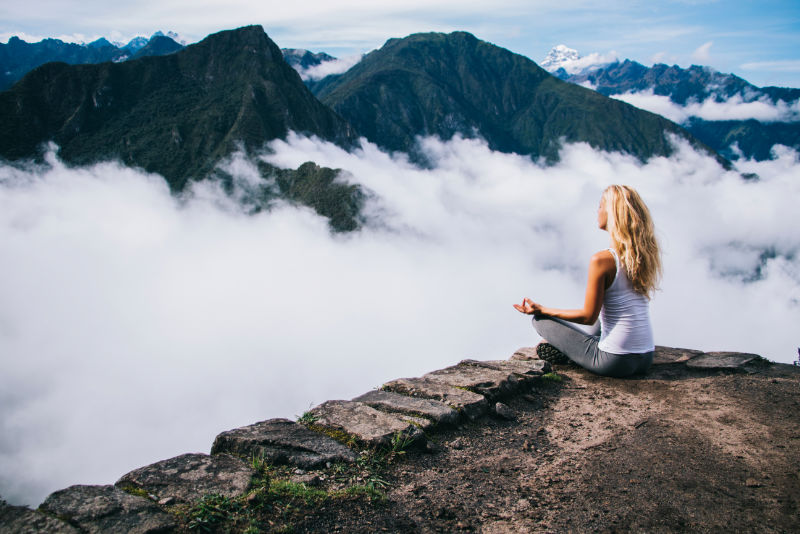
[602,185,662,298]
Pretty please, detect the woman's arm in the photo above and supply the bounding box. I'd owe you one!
[513,250,616,325]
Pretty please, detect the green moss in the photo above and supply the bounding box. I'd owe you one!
[307,424,359,449]
[118,484,152,500]
[542,372,563,383]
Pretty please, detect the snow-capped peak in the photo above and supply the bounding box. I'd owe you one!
[541,45,619,76]
[541,44,580,72]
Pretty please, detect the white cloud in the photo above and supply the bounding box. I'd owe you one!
[612,89,800,123]
[296,54,364,81]
[1,135,798,508]
[691,40,713,63]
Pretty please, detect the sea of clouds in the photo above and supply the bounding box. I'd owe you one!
[1,134,799,506]
[612,90,800,124]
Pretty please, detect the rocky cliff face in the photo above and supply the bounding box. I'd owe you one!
[4,346,797,533]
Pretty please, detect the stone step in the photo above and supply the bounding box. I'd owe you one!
[686,351,761,369]
[382,377,489,420]
[308,400,426,448]
[352,389,459,429]
[461,358,550,377]
[510,346,539,361]
[1,500,80,534]
[421,362,522,399]
[211,418,359,469]
[653,346,704,365]
[116,453,254,504]
[38,484,177,534]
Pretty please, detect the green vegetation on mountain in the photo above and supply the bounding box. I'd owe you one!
[685,118,800,161]
[316,32,722,164]
[0,25,355,192]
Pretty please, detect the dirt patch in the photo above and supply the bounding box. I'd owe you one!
[292,362,800,533]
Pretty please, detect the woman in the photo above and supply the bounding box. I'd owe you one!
[514,185,662,377]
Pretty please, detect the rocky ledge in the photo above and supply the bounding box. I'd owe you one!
[0,346,784,533]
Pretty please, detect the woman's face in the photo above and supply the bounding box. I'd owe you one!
[597,196,608,230]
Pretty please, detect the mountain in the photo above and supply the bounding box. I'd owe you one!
[0,26,355,192]
[122,36,149,52]
[0,37,126,91]
[540,44,583,74]
[0,34,185,91]
[550,53,800,160]
[130,35,184,60]
[315,32,722,164]
[282,48,336,70]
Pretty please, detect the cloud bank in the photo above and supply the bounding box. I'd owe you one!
[297,54,364,81]
[1,136,798,507]
[612,90,800,123]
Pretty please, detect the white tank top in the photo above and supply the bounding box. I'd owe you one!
[598,248,655,354]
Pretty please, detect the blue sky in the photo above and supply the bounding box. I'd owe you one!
[2,0,799,87]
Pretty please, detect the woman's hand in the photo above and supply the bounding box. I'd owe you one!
[513,298,543,316]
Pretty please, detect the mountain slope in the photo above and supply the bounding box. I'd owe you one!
[316,32,720,163]
[0,26,355,191]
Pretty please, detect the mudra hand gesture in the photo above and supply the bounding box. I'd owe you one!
[513,297,543,316]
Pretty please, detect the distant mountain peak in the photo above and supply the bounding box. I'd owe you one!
[152,30,186,45]
[541,45,618,77]
[541,44,580,71]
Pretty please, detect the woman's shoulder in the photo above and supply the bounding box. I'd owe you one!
[590,249,617,275]
[591,249,615,263]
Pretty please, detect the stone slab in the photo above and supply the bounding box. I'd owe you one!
[510,347,539,361]
[653,346,704,365]
[422,363,520,399]
[461,358,550,377]
[352,389,459,429]
[309,400,426,447]
[211,418,358,469]
[0,500,80,534]
[381,377,489,420]
[686,351,761,369]
[38,485,176,534]
[116,453,254,504]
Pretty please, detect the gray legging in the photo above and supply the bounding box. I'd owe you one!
[532,316,653,378]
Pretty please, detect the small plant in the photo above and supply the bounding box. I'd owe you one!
[296,411,318,425]
[390,431,414,453]
[542,372,563,382]
[188,494,240,532]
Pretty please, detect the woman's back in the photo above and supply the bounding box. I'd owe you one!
[599,248,654,354]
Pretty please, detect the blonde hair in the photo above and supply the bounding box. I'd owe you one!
[602,185,662,298]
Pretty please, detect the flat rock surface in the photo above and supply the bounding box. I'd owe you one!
[309,400,426,447]
[422,363,520,399]
[509,347,539,361]
[686,351,761,369]
[116,453,254,504]
[352,389,459,428]
[211,418,358,468]
[291,359,800,533]
[653,345,704,365]
[461,358,549,376]
[38,485,176,534]
[381,377,489,420]
[0,500,80,534]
